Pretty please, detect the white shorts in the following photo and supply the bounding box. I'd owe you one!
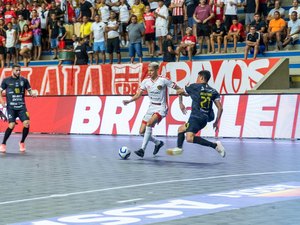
[155,26,168,37]
[142,104,168,124]
[291,34,299,42]
[21,43,33,50]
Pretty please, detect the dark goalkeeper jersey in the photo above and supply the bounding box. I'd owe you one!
[1,76,31,110]
[185,83,220,118]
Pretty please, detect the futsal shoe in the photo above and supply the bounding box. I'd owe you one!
[134,148,145,158]
[215,141,226,158]
[166,147,183,155]
[153,141,164,155]
[0,144,6,153]
[19,142,26,152]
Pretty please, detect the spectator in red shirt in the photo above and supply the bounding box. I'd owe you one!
[175,27,197,61]
[19,24,32,67]
[223,18,245,53]
[4,3,17,24]
[144,5,155,57]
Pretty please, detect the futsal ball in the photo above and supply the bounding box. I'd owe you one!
[119,146,131,159]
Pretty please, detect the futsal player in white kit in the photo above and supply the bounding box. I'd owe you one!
[123,62,181,158]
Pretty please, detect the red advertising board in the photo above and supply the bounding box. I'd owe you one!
[0,58,280,95]
[1,94,299,139]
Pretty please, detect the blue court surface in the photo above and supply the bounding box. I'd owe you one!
[0,134,299,225]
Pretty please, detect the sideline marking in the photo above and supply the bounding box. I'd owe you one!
[0,170,300,206]
[117,198,144,204]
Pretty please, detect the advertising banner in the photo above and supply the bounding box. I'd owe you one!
[1,94,298,139]
[0,58,280,95]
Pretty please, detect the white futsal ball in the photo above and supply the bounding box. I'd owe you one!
[119,146,131,160]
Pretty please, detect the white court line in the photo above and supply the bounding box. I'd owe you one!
[0,170,299,206]
[117,198,144,204]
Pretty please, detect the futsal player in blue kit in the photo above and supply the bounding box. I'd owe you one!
[167,70,226,157]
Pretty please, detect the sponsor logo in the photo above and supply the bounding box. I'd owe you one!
[11,182,300,225]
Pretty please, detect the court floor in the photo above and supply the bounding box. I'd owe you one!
[0,134,299,225]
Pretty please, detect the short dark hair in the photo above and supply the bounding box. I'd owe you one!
[198,70,211,82]
[12,64,21,69]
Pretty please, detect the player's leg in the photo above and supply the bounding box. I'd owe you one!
[166,123,187,155]
[18,109,30,152]
[0,109,17,153]
[136,113,160,158]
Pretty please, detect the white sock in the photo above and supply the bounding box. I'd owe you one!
[142,126,152,150]
[149,135,160,145]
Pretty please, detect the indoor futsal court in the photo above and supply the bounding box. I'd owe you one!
[0,134,299,225]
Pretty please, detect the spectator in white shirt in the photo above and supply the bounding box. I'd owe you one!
[267,0,285,21]
[6,22,17,66]
[283,11,300,48]
[289,0,300,19]
[223,0,241,30]
[91,14,107,64]
[154,0,169,55]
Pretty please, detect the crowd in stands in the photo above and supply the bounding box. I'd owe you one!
[0,0,300,66]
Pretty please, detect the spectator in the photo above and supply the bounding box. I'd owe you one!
[74,37,89,65]
[223,0,241,31]
[11,17,20,62]
[19,24,32,67]
[16,3,30,21]
[48,13,59,59]
[131,0,145,23]
[98,0,110,23]
[80,15,92,38]
[48,1,64,21]
[289,0,300,19]
[193,0,214,54]
[18,14,26,32]
[107,0,121,15]
[90,14,106,64]
[184,0,198,33]
[154,0,169,55]
[170,0,184,43]
[4,3,17,24]
[176,27,196,61]
[127,14,144,63]
[0,32,5,68]
[30,9,42,60]
[267,0,285,21]
[6,22,16,67]
[223,18,245,53]
[144,5,155,56]
[210,0,225,24]
[244,25,262,59]
[250,13,267,33]
[258,0,268,21]
[83,36,94,64]
[119,0,131,47]
[243,0,259,32]
[106,11,121,64]
[79,0,95,21]
[38,2,49,51]
[283,11,300,48]
[210,19,226,53]
[264,11,286,50]
[162,32,176,62]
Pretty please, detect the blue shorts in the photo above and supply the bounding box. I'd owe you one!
[188,17,195,28]
[33,34,41,47]
[93,41,105,52]
[50,38,58,49]
[250,45,266,54]
[129,42,142,58]
[185,115,208,134]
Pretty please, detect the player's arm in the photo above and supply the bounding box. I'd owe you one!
[213,99,223,131]
[123,88,144,105]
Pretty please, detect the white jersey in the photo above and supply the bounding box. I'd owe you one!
[140,76,177,106]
